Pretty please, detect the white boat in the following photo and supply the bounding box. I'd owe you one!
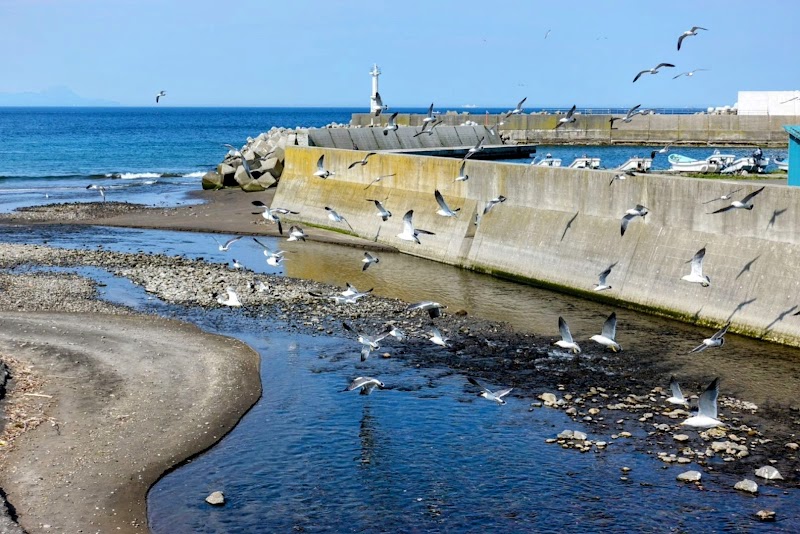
[533,154,562,167]
[568,156,601,169]
[618,156,652,172]
[720,157,759,175]
[706,150,736,168]
[776,157,789,171]
[668,154,719,173]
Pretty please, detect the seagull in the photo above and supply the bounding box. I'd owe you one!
[468,377,513,405]
[544,29,551,39]
[434,189,460,217]
[313,155,335,179]
[429,327,450,348]
[483,195,507,215]
[609,169,636,186]
[454,161,469,182]
[690,323,730,353]
[407,300,446,319]
[413,119,441,137]
[310,289,372,306]
[223,144,254,181]
[212,235,243,252]
[397,210,435,244]
[86,184,106,201]
[590,312,622,352]
[594,262,617,291]
[620,205,649,236]
[252,200,296,235]
[341,282,367,297]
[216,287,242,307]
[677,26,708,51]
[343,376,385,395]
[554,105,577,128]
[367,199,392,221]
[709,186,765,214]
[702,188,743,204]
[253,279,269,293]
[387,327,405,341]
[609,104,643,127]
[681,247,711,286]
[666,376,688,406]
[383,111,399,135]
[363,173,396,190]
[155,90,166,103]
[673,68,710,79]
[632,63,675,83]
[554,316,581,354]
[252,237,287,267]
[658,142,673,154]
[373,92,385,117]
[343,322,392,361]
[422,102,435,124]
[325,207,354,231]
[510,97,527,115]
[287,225,307,242]
[362,251,379,271]
[348,152,377,170]
[463,137,485,160]
[681,378,722,428]
[231,259,244,270]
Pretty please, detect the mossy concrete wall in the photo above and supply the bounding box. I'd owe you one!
[352,113,800,147]
[273,146,800,346]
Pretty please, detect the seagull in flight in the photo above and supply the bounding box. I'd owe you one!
[429,327,450,348]
[609,169,636,186]
[422,102,436,124]
[373,92,386,117]
[673,68,710,80]
[348,152,377,170]
[554,317,581,354]
[658,142,674,154]
[609,104,643,127]
[383,112,399,135]
[620,205,648,236]
[407,300,446,319]
[594,262,617,291]
[463,137,485,160]
[86,184,106,201]
[367,199,392,221]
[454,161,469,182]
[590,312,622,352]
[325,207,354,231]
[363,173,396,190]
[252,200,298,235]
[554,105,577,128]
[343,376,385,395]
[252,237,287,267]
[682,247,711,286]
[510,97,527,115]
[434,189,460,217]
[483,195,507,215]
[223,144,254,181]
[702,187,743,204]
[287,225,307,242]
[313,154,335,179]
[690,323,730,353]
[680,378,722,428]
[677,26,708,51]
[709,186,765,213]
[413,119,441,137]
[397,210,435,244]
[212,235,243,252]
[216,287,242,307]
[362,251,379,271]
[231,258,244,270]
[633,63,675,83]
[468,377,513,405]
[666,376,688,406]
[155,90,166,103]
[341,282,368,297]
[310,288,372,305]
[343,322,392,361]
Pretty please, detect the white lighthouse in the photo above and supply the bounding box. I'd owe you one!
[369,64,382,117]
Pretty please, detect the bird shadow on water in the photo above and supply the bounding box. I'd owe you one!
[762,305,798,334]
[735,255,760,280]
[726,298,757,322]
[560,211,579,241]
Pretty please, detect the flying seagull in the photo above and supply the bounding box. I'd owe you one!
[86,184,106,202]
[609,169,636,186]
[223,144,254,181]
[658,142,673,154]
[590,312,622,352]
[397,210,435,244]
[252,237,287,267]
[633,63,675,83]
[554,105,577,128]
[709,186,765,214]
[155,90,166,103]
[343,322,392,361]
[373,92,385,117]
[422,102,435,124]
[434,189,460,217]
[510,97,527,115]
[620,205,649,236]
[348,152,377,169]
[363,173,396,190]
[681,247,710,286]
[216,286,242,307]
[673,68,710,79]
[468,377,513,405]
[677,26,708,51]
[212,235,243,252]
[383,111,399,135]
[609,104,643,127]
[341,282,367,297]
[680,378,722,428]
[287,225,307,242]
[231,258,244,270]
[702,187,742,204]
[483,195,507,215]
[666,376,688,406]
[251,200,297,235]
[407,300,446,319]
[429,326,450,348]
[690,323,730,353]
[367,199,392,221]
[454,161,469,182]
[463,137,485,160]
[343,376,385,395]
[554,316,581,354]
[594,262,617,291]
[413,119,441,137]
[362,251,379,271]
[325,206,354,231]
[313,154,335,179]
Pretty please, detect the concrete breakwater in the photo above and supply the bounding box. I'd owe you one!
[351,112,800,148]
[273,145,800,346]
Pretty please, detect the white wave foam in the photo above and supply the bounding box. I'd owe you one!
[107,172,162,180]
[182,171,205,178]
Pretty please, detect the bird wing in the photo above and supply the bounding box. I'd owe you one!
[494,388,514,399]
[426,102,434,117]
[565,105,576,118]
[360,346,371,362]
[740,186,765,204]
[669,376,684,402]
[348,160,361,169]
[672,72,687,79]
[712,322,730,340]
[632,70,648,83]
[690,248,706,277]
[710,205,734,214]
[601,312,617,340]
[677,34,687,50]
[620,214,635,236]
[558,316,574,343]
[345,376,377,391]
[626,104,642,119]
[656,63,676,69]
[517,97,527,110]
[691,26,708,31]
[374,92,383,107]
[223,236,243,248]
[402,210,414,233]
[697,378,720,419]
[388,111,398,125]
[467,377,492,394]
[598,265,613,285]
[434,189,451,213]
[251,237,272,254]
[689,342,708,354]
[343,322,362,337]
[474,136,485,150]
[316,155,325,171]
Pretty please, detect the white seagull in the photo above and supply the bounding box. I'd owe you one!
[231,258,244,270]
[325,207,354,231]
[155,90,166,103]
[690,322,730,353]
[632,63,675,83]
[341,282,366,297]
[677,26,708,51]
[681,378,723,428]
[620,205,649,236]
[429,327,450,348]
[252,237,287,267]
[658,142,673,154]
[703,188,742,204]
[343,322,392,361]
[554,105,577,128]
[483,195,507,215]
[343,376,385,395]
[223,144,254,181]
[510,97,527,115]
[367,199,392,221]
[373,91,386,117]
[673,68,710,79]
[363,173,396,190]
[468,377,513,405]
[422,102,435,124]
[362,251,379,271]
[397,210,435,244]
[86,184,106,201]
[434,189,460,217]
[212,235,243,252]
[609,104,643,127]
[454,161,469,182]
[709,186,765,214]
[681,247,711,286]
[554,316,581,354]
[287,225,307,242]
[463,137,485,160]
[313,155,335,179]
[383,112,399,135]
[594,263,617,291]
[590,312,622,352]
[407,300,446,319]
[666,376,688,406]
[252,200,298,235]
[348,152,377,170]
[609,169,636,186]
[216,287,242,307]
[413,119,441,137]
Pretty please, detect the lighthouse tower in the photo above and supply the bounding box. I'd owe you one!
[369,64,382,115]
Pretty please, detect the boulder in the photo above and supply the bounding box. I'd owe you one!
[205,491,225,506]
[234,165,254,187]
[201,171,224,190]
[754,466,783,480]
[217,162,235,178]
[676,470,702,482]
[734,479,758,494]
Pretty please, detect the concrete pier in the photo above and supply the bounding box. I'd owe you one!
[273,146,800,346]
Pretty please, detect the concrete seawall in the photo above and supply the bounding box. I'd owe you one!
[351,113,800,147]
[273,146,800,346]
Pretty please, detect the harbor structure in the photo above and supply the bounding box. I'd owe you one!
[369,64,382,116]
[785,125,799,186]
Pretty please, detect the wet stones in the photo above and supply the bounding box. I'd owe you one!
[755,510,776,522]
[205,491,225,505]
[754,466,783,480]
[734,479,758,494]
[676,470,702,482]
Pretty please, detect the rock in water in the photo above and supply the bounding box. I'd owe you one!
[754,466,784,480]
[734,479,758,494]
[755,510,776,522]
[205,491,225,505]
[540,392,558,406]
[676,470,702,482]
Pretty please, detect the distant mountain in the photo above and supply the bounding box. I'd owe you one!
[0,86,119,106]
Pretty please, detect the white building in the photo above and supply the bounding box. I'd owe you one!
[737,91,800,115]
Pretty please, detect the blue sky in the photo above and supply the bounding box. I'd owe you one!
[1,0,797,108]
